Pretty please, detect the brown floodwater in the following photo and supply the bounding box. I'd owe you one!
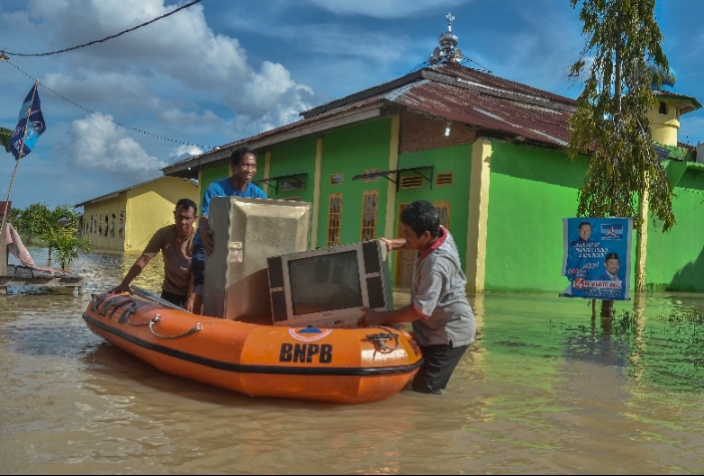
[2,248,704,474]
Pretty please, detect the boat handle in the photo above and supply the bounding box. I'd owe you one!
[149,314,202,339]
[365,331,399,354]
[125,305,149,326]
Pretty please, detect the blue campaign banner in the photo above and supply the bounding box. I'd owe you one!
[10,84,46,160]
[561,217,633,300]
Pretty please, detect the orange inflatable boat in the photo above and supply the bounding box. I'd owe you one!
[83,292,423,403]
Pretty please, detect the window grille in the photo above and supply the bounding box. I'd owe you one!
[360,190,379,241]
[327,193,342,247]
[119,212,125,239]
[434,201,451,229]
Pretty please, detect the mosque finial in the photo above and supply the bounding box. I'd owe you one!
[429,13,462,65]
[446,12,455,31]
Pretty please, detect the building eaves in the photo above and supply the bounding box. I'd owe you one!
[654,90,702,114]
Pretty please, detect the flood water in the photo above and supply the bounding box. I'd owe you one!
[2,249,704,474]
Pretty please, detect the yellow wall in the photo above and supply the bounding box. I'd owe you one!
[647,100,681,146]
[84,177,198,252]
[125,177,198,252]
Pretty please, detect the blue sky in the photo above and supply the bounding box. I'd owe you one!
[1,0,702,209]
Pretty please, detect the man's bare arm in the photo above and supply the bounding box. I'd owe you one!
[112,254,151,293]
[381,237,408,251]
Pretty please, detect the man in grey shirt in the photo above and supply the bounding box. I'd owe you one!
[359,200,476,394]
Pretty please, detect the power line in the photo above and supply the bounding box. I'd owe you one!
[1,0,203,57]
[1,56,212,150]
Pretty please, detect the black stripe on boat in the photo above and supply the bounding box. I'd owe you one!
[83,313,423,377]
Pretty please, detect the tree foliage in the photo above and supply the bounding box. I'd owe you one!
[568,0,675,232]
[11,203,51,243]
[9,203,90,269]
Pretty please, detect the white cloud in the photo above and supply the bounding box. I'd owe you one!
[304,0,470,18]
[156,107,222,127]
[169,144,203,161]
[10,0,316,139]
[229,62,314,134]
[55,114,166,175]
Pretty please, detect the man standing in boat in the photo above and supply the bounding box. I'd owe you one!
[359,200,476,394]
[112,198,198,310]
[191,146,267,314]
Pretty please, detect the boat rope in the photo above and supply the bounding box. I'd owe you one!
[125,311,150,327]
[108,298,135,319]
[99,296,132,317]
[119,300,152,325]
[149,314,202,339]
[365,331,400,354]
[91,292,114,313]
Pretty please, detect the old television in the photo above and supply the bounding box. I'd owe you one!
[204,197,311,320]
[267,240,394,328]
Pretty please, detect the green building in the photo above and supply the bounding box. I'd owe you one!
[163,44,703,293]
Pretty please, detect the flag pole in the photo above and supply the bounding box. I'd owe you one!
[1,79,39,239]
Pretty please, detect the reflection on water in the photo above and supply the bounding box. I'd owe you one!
[2,250,704,473]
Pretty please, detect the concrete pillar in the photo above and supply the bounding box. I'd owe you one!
[384,115,400,275]
[310,138,324,249]
[466,138,492,293]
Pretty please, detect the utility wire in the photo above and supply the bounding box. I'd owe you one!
[2,0,203,57]
[1,56,212,150]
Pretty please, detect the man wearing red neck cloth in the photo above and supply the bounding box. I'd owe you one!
[359,200,476,394]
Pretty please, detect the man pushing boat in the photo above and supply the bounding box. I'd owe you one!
[111,198,198,310]
[359,200,476,394]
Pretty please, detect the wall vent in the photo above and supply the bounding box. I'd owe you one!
[400,175,424,189]
[436,172,453,186]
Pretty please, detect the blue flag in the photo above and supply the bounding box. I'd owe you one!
[10,84,46,160]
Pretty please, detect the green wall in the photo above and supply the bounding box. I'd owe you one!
[199,164,230,212]
[190,126,704,294]
[317,117,392,246]
[485,142,590,292]
[646,165,704,292]
[396,144,472,267]
[267,136,317,202]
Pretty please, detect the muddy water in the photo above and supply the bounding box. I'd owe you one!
[2,249,704,474]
